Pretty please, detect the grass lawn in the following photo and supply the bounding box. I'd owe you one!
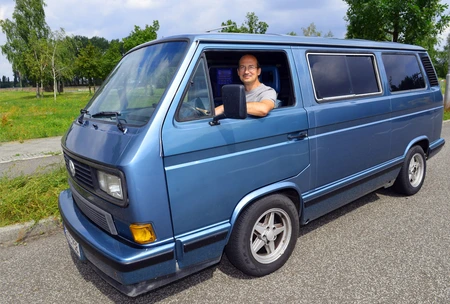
[0,89,449,227]
[444,110,450,120]
[0,165,68,227]
[0,90,91,142]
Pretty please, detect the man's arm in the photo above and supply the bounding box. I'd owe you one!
[246,99,274,117]
[215,104,224,115]
[214,99,274,117]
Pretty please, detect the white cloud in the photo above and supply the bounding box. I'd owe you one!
[124,0,166,10]
[1,0,449,79]
[0,6,6,20]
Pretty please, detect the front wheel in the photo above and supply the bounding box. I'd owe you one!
[225,194,299,277]
[393,145,426,196]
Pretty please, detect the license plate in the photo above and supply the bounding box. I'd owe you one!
[64,226,82,259]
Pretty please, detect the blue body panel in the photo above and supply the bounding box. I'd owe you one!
[63,121,134,165]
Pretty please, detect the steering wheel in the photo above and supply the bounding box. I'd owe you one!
[179,103,208,120]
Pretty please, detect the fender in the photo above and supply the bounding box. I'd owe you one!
[403,135,429,157]
[227,181,303,242]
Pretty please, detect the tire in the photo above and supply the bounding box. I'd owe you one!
[393,145,426,196]
[225,194,299,277]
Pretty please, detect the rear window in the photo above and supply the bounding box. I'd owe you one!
[382,54,425,92]
[308,53,381,101]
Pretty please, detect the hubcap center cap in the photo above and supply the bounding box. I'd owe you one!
[265,230,275,241]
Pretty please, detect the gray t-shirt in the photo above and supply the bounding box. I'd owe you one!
[245,83,277,108]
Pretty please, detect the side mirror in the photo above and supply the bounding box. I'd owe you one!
[210,84,247,126]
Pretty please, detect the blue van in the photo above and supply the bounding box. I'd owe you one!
[59,33,445,296]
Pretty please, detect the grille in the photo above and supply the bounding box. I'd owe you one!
[72,186,118,235]
[420,55,439,87]
[64,153,94,188]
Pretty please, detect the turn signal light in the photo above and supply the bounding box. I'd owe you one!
[129,223,156,244]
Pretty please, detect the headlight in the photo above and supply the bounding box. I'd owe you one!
[97,170,123,199]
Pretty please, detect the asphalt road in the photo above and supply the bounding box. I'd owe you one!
[1,123,449,304]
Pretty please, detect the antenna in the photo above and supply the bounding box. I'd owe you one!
[206,25,232,33]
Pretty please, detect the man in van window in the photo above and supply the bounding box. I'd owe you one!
[215,54,277,117]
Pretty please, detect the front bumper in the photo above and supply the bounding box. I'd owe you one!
[58,189,178,295]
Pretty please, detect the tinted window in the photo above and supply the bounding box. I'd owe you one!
[308,54,381,101]
[382,54,425,92]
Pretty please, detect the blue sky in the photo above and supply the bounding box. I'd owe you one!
[1,0,449,80]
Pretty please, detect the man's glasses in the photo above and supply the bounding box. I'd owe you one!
[238,65,259,72]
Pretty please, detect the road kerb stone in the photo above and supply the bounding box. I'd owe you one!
[0,217,61,246]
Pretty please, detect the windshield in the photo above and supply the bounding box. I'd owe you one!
[85,41,188,126]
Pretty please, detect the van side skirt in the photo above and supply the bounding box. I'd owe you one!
[428,138,445,159]
[301,164,402,224]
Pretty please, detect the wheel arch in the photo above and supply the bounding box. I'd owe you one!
[403,136,429,158]
[227,182,303,242]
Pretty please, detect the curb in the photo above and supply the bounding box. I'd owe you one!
[0,217,62,246]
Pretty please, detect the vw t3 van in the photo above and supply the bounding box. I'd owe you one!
[59,33,445,296]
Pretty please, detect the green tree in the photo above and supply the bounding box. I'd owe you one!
[0,0,50,90]
[344,0,450,47]
[433,33,450,78]
[220,12,268,34]
[220,20,240,33]
[90,36,110,54]
[100,39,123,79]
[24,35,50,97]
[75,43,102,94]
[302,22,333,37]
[49,29,76,100]
[72,35,90,53]
[123,21,160,53]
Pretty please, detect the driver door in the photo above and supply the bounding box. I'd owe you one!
[162,49,309,270]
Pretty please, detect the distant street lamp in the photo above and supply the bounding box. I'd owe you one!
[444,49,450,110]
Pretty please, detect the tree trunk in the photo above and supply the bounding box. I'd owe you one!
[53,72,57,101]
[392,11,399,42]
[36,83,40,98]
[52,52,57,101]
[393,30,399,42]
[19,71,23,89]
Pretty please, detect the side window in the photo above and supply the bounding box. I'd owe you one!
[382,54,425,92]
[308,53,381,101]
[205,50,294,107]
[177,59,212,122]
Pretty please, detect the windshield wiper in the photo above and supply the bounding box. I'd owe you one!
[77,109,89,124]
[91,111,127,133]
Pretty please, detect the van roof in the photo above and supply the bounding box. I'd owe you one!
[141,33,425,51]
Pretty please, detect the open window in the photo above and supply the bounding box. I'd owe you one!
[176,50,295,122]
[206,50,295,108]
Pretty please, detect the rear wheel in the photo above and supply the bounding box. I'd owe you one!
[393,145,426,196]
[225,194,299,277]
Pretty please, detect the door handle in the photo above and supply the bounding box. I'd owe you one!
[287,131,308,140]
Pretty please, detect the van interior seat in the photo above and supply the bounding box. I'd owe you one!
[259,66,282,108]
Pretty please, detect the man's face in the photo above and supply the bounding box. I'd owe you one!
[237,55,261,85]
